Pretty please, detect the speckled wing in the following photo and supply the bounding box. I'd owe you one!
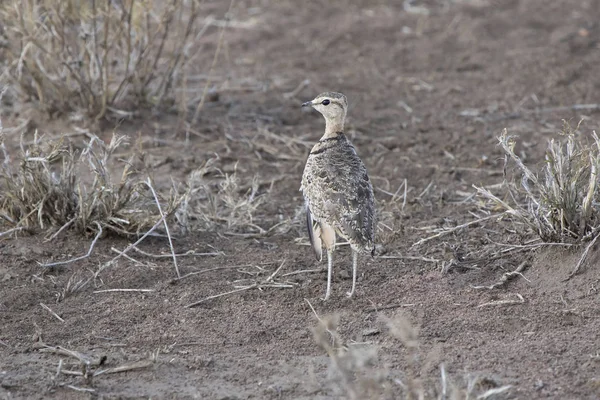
[301,137,376,254]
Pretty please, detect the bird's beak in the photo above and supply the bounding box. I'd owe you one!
[301,101,313,107]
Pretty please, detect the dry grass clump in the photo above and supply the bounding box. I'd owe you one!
[311,314,384,399]
[0,0,201,120]
[0,129,268,240]
[476,122,600,243]
[311,312,512,399]
[176,156,268,235]
[0,132,182,237]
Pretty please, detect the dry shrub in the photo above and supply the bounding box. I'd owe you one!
[476,122,600,243]
[0,130,267,238]
[0,0,201,120]
[0,132,182,236]
[311,314,385,400]
[176,156,267,234]
[311,314,512,399]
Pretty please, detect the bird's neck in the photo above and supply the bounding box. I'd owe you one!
[323,119,345,139]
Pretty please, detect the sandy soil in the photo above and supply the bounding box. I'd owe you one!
[2,0,600,399]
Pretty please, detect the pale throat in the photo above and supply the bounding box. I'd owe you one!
[323,116,345,138]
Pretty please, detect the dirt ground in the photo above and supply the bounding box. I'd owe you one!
[2,0,600,398]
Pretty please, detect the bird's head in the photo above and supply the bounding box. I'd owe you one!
[302,92,348,129]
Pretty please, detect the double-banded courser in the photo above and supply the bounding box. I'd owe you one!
[300,92,376,300]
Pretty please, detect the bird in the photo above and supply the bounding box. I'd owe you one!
[300,92,376,300]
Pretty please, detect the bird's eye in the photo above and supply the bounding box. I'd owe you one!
[321,99,330,106]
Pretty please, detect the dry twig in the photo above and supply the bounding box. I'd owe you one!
[40,223,103,268]
[471,261,529,290]
[40,303,65,323]
[93,360,154,376]
[478,293,525,308]
[93,289,155,294]
[411,214,501,248]
[146,178,179,277]
[565,233,600,281]
[95,211,170,278]
[186,259,292,307]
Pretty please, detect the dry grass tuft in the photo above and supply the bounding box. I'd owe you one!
[0,0,201,120]
[311,312,511,399]
[176,156,269,235]
[0,131,182,238]
[476,122,600,243]
[311,313,386,399]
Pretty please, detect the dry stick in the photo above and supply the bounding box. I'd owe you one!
[0,226,25,239]
[40,303,65,323]
[45,218,75,242]
[478,293,525,308]
[132,247,221,258]
[186,260,289,307]
[280,268,323,278]
[479,386,513,398]
[93,289,155,294]
[59,370,84,377]
[110,247,146,266]
[565,234,600,281]
[375,187,398,198]
[416,181,434,200]
[192,0,235,123]
[440,364,448,398]
[145,178,179,277]
[392,179,407,203]
[305,298,339,348]
[375,180,409,204]
[54,359,63,380]
[58,361,153,378]
[37,344,100,366]
[378,255,440,263]
[305,298,322,322]
[171,265,250,282]
[411,214,502,248]
[41,223,103,268]
[471,261,529,290]
[186,286,254,308]
[488,239,574,250]
[401,178,408,210]
[265,259,286,283]
[66,385,95,393]
[96,211,169,278]
[93,359,154,376]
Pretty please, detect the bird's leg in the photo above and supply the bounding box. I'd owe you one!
[346,249,358,298]
[322,248,334,300]
[320,224,336,300]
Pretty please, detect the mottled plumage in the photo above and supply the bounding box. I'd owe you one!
[302,133,375,253]
[300,92,376,300]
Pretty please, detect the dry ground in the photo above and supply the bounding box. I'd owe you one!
[2,0,600,398]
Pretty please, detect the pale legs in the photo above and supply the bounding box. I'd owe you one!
[322,247,359,300]
[321,223,336,300]
[323,248,334,300]
[346,249,358,298]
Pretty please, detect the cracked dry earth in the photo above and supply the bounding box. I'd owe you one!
[2,0,600,399]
